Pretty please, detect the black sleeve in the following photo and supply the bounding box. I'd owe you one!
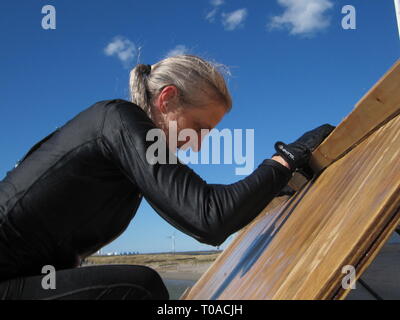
[100,101,293,246]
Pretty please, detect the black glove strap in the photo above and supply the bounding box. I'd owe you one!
[273,141,297,170]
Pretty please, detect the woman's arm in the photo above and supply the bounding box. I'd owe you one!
[100,101,293,246]
[271,156,291,170]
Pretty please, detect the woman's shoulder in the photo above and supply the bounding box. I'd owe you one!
[97,98,148,118]
[98,98,154,133]
[53,99,147,140]
[96,98,139,110]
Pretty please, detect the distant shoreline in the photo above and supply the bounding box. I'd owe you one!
[83,251,220,281]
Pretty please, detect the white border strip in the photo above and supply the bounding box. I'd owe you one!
[395,0,400,39]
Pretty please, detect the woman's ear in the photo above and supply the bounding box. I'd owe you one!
[154,96,167,114]
[158,86,179,113]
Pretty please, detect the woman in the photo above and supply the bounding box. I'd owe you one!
[0,54,334,299]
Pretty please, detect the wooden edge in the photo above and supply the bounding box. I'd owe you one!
[310,59,400,173]
[179,287,192,300]
[335,195,400,300]
[315,184,400,300]
[288,172,309,191]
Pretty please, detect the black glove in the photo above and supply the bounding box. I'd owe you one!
[273,124,335,172]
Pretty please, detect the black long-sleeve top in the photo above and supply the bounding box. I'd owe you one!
[0,99,292,280]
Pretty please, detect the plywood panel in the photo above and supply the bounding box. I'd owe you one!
[185,113,400,300]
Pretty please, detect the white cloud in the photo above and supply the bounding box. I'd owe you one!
[211,0,224,6]
[166,45,189,58]
[205,0,225,23]
[268,0,333,36]
[206,8,219,23]
[221,8,248,31]
[104,36,136,68]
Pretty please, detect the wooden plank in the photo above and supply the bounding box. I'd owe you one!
[310,59,400,173]
[184,113,400,300]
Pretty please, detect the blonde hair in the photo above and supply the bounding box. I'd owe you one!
[129,54,232,120]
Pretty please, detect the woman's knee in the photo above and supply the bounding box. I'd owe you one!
[86,264,169,300]
[123,265,169,300]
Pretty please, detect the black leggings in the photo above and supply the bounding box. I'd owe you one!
[0,264,169,300]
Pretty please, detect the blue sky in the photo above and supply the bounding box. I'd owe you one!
[0,0,399,253]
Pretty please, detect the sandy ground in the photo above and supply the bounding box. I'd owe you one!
[85,252,217,281]
[157,262,212,281]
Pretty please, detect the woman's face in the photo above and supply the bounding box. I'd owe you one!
[152,86,227,152]
[172,102,227,152]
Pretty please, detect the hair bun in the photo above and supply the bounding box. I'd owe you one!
[138,64,152,76]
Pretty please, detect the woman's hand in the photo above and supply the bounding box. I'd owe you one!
[272,124,335,172]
